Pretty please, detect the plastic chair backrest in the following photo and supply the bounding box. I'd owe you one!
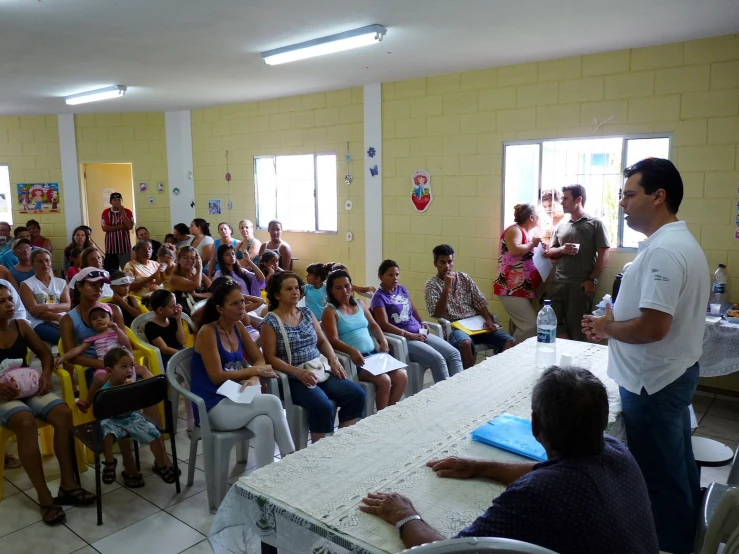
[92,374,169,420]
[701,487,739,554]
[131,312,195,342]
[400,537,558,554]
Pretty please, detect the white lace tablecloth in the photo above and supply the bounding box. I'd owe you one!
[700,320,739,377]
[210,338,620,554]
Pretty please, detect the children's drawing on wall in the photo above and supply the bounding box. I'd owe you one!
[410,169,433,212]
[17,183,61,213]
[208,199,222,215]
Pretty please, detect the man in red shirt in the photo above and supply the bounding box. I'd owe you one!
[101,192,134,271]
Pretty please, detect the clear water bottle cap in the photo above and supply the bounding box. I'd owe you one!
[543,299,551,305]
[719,264,726,268]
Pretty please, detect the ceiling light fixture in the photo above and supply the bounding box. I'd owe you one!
[64,85,127,106]
[261,24,387,65]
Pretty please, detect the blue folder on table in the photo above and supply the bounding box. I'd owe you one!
[470,414,547,462]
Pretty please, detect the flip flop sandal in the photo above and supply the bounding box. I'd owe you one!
[102,459,117,484]
[121,471,145,488]
[40,503,66,526]
[152,464,179,484]
[54,487,96,506]
[4,454,22,469]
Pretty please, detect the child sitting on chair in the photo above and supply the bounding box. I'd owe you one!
[98,347,179,487]
[55,302,153,411]
[305,263,329,320]
[258,250,282,291]
[144,290,186,370]
[108,271,143,328]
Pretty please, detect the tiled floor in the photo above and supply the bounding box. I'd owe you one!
[2,375,737,554]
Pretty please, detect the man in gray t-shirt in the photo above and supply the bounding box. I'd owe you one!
[544,185,610,340]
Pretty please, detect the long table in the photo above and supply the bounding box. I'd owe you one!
[209,338,619,554]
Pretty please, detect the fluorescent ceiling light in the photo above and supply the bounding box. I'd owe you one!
[65,85,127,106]
[261,24,386,65]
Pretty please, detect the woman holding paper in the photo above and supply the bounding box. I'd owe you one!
[493,203,543,341]
[322,269,407,411]
[190,280,294,468]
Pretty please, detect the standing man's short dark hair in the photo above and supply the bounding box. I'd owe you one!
[561,184,586,207]
[623,158,683,214]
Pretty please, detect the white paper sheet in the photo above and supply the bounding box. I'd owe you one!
[453,315,487,331]
[216,380,261,404]
[361,353,407,376]
[533,244,552,283]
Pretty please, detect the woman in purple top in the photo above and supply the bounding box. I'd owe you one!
[213,244,265,314]
[370,260,463,383]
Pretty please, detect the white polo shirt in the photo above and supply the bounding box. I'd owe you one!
[607,221,709,395]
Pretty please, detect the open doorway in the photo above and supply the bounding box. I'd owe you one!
[80,163,136,251]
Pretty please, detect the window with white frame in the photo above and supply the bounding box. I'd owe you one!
[254,154,337,232]
[0,165,12,225]
[503,135,670,248]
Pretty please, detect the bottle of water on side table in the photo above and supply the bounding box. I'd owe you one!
[711,264,728,306]
[536,300,557,369]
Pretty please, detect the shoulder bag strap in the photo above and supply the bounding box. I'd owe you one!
[271,314,292,367]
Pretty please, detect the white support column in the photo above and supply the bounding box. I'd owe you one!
[165,110,195,226]
[58,114,81,240]
[364,83,382,285]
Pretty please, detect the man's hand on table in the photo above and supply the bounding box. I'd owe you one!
[426,457,480,479]
[359,492,418,525]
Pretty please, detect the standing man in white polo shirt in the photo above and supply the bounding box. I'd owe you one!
[582,158,709,554]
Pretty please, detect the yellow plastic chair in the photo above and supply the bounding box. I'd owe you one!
[0,366,87,500]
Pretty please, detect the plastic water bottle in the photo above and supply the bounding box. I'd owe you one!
[536,300,557,369]
[711,264,729,306]
[593,294,612,317]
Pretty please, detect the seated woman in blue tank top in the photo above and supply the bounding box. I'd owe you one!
[321,270,407,412]
[190,279,294,469]
[260,272,365,444]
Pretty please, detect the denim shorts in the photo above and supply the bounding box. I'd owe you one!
[449,328,513,355]
[0,393,65,428]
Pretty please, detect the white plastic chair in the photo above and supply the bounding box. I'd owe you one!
[132,311,196,434]
[166,348,253,513]
[400,537,558,554]
[384,321,443,396]
[698,487,739,554]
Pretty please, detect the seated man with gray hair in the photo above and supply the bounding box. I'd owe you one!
[360,367,658,553]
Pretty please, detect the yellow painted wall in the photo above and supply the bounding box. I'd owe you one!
[0,115,67,266]
[190,88,366,278]
[74,113,170,240]
[381,34,739,321]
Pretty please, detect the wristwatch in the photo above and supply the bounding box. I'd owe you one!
[588,278,599,285]
[396,514,422,534]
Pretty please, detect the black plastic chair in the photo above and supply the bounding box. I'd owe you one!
[69,375,180,525]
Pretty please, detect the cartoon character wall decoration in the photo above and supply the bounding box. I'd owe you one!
[410,169,432,212]
[17,183,61,213]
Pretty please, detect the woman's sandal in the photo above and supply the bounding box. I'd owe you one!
[152,464,181,484]
[40,503,66,526]
[4,453,22,469]
[54,487,96,506]
[102,459,117,484]
[121,471,145,488]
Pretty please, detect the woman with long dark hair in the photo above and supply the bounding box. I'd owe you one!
[213,244,264,310]
[62,226,93,278]
[208,222,239,275]
[189,219,215,271]
[169,246,211,315]
[190,280,294,468]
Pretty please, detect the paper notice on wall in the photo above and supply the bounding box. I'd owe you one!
[533,244,552,282]
[102,188,114,209]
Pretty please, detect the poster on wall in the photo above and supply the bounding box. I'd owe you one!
[208,199,222,215]
[102,188,114,209]
[410,170,432,212]
[17,183,60,213]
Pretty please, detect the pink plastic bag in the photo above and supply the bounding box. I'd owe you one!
[0,359,40,399]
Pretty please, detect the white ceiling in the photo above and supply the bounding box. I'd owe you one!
[1,0,738,115]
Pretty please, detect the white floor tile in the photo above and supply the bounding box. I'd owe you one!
[180,540,214,554]
[165,489,214,536]
[70,547,100,554]
[698,415,739,442]
[63,486,160,543]
[3,454,62,491]
[92,511,204,554]
[128,461,205,509]
[700,463,732,489]
[0,491,43,538]
[26,464,121,501]
[1,519,86,554]
[707,399,739,421]
[193,445,255,478]
[173,430,202,462]
[2,477,21,497]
